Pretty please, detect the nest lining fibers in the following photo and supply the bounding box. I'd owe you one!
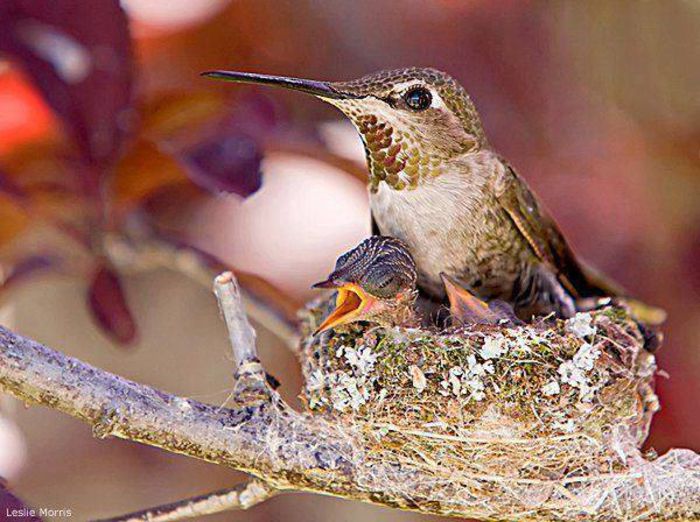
[293,301,700,521]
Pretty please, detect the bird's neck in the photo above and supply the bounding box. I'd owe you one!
[368,149,505,296]
[364,137,494,194]
[374,291,419,328]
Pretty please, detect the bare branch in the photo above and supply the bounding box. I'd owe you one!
[213,271,258,369]
[94,479,278,522]
[0,325,351,493]
[1,290,699,521]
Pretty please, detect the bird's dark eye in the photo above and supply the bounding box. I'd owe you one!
[403,87,432,111]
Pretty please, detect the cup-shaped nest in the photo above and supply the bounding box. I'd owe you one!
[293,300,686,521]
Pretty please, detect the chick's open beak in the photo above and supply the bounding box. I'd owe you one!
[441,272,496,325]
[313,282,375,334]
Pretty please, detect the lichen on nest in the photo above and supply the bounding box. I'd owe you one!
[293,298,671,520]
[298,300,655,442]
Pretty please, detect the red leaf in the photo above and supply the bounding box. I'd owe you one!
[177,94,280,197]
[0,483,43,521]
[180,131,262,196]
[0,0,134,169]
[113,139,190,210]
[0,70,57,155]
[87,265,137,346]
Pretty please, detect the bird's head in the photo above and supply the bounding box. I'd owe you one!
[203,67,485,191]
[312,236,418,334]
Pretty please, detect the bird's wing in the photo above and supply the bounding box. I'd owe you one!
[494,162,615,299]
[496,163,666,325]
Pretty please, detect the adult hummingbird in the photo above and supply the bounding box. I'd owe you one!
[203,68,663,323]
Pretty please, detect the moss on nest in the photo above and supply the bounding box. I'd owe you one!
[298,299,653,438]
[295,298,661,515]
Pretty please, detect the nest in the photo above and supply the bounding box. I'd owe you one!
[294,301,700,521]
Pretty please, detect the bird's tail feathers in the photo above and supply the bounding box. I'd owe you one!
[575,261,666,326]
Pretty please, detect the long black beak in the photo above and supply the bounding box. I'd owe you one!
[201,70,355,100]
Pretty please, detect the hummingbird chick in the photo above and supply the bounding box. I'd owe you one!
[204,67,664,325]
[312,236,418,334]
[440,273,520,326]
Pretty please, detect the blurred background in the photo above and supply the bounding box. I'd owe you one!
[0,1,698,520]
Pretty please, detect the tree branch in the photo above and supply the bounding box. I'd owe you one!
[94,479,278,522]
[1,272,699,522]
[213,272,259,370]
[0,272,362,519]
[0,270,358,481]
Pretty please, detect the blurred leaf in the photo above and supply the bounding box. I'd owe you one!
[175,94,281,197]
[0,0,134,168]
[28,188,85,227]
[0,168,27,201]
[140,91,227,142]
[0,70,57,155]
[0,483,43,521]
[0,194,30,248]
[229,92,281,137]
[139,184,207,234]
[1,140,88,227]
[0,139,71,190]
[113,139,190,210]
[180,131,262,196]
[87,264,137,346]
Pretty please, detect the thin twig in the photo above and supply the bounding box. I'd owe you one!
[104,235,301,348]
[1,280,699,521]
[0,325,359,514]
[92,274,281,522]
[213,271,270,403]
[93,479,279,522]
[213,271,258,369]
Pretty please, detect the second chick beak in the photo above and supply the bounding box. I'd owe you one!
[312,281,376,334]
[441,272,498,325]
